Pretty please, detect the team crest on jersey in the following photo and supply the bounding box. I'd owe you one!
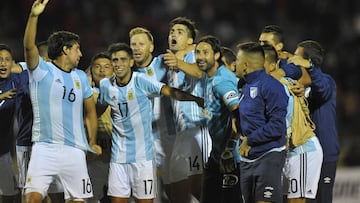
[127,88,134,100]
[146,68,154,76]
[250,87,258,99]
[75,80,81,89]
[201,108,213,120]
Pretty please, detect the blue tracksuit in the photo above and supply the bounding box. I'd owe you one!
[280,59,302,80]
[307,67,339,162]
[238,69,288,160]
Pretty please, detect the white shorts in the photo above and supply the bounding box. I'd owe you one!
[16,145,32,188]
[16,146,64,194]
[0,152,19,196]
[168,126,211,183]
[24,143,93,200]
[284,137,323,199]
[108,160,157,199]
[87,159,109,201]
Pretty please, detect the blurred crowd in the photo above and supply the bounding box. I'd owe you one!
[1,0,359,166]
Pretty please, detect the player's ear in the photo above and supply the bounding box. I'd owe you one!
[129,59,134,67]
[149,43,154,53]
[187,38,194,45]
[275,42,284,52]
[214,52,220,61]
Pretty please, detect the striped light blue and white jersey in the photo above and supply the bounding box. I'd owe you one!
[203,65,239,161]
[167,50,206,131]
[98,72,165,163]
[29,57,93,152]
[133,56,176,139]
[281,78,322,157]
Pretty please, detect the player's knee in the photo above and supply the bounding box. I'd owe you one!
[66,198,85,203]
[26,192,43,203]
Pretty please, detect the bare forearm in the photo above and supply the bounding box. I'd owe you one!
[177,60,203,79]
[85,112,98,145]
[24,14,38,51]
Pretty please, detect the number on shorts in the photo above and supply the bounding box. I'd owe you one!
[188,155,201,171]
[82,178,92,194]
[143,179,153,195]
[289,178,298,193]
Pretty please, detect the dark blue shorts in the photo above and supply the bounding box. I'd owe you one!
[240,151,286,203]
[306,161,337,203]
[201,156,243,203]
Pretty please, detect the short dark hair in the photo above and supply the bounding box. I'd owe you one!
[36,40,48,48]
[36,41,48,58]
[169,17,198,40]
[262,44,278,64]
[197,35,221,54]
[0,44,13,56]
[297,40,324,67]
[47,31,80,60]
[197,35,221,64]
[220,46,236,65]
[107,42,133,58]
[90,52,111,66]
[237,42,264,57]
[261,25,284,44]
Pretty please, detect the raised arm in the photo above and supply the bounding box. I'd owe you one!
[160,85,204,107]
[24,0,49,70]
[163,49,203,79]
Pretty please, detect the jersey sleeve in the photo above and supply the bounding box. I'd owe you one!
[213,75,239,109]
[135,73,165,97]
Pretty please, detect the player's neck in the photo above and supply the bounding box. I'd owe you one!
[52,59,73,73]
[116,71,132,86]
[136,55,153,68]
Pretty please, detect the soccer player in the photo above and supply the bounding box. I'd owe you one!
[98,42,203,203]
[0,43,22,203]
[86,52,114,203]
[162,17,211,203]
[13,41,65,203]
[220,46,236,72]
[234,42,288,203]
[195,35,242,203]
[263,44,323,203]
[287,40,339,203]
[258,25,310,85]
[23,0,101,202]
[129,27,176,202]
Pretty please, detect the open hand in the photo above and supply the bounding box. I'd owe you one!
[0,89,16,100]
[90,144,102,155]
[31,0,49,17]
[163,49,178,70]
[238,136,251,157]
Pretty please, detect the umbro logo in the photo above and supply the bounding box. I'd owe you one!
[264,186,274,198]
[324,177,332,184]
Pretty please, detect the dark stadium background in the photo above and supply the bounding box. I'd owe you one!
[1,0,359,166]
